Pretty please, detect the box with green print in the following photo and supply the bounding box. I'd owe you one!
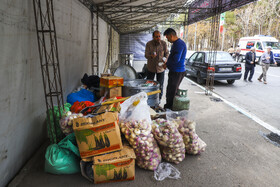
[92,145,136,184]
[73,112,123,158]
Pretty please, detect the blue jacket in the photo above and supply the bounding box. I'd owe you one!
[261,51,276,64]
[269,51,276,64]
[166,38,187,72]
[245,51,256,68]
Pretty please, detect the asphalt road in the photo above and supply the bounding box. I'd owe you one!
[187,63,280,131]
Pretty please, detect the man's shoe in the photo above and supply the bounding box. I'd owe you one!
[264,81,267,84]
[258,78,262,82]
[244,79,247,82]
[249,80,253,82]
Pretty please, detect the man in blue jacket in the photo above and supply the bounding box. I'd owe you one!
[258,46,277,84]
[163,28,187,110]
[244,47,256,82]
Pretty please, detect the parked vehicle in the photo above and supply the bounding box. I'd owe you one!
[185,51,242,85]
[185,50,195,61]
[238,35,280,66]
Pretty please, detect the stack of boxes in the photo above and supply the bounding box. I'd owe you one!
[73,102,135,183]
[100,75,123,99]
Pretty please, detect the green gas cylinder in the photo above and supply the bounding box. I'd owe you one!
[172,89,190,111]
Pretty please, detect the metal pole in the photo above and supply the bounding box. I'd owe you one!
[33,0,64,143]
[194,23,197,51]
[183,13,187,43]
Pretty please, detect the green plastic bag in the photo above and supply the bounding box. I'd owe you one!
[45,133,80,174]
[58,132,80,157]
[47,103,72,144]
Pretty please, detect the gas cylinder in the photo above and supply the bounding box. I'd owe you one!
[172,89,190,111]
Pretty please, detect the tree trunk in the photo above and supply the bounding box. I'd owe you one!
[267,18,273,35]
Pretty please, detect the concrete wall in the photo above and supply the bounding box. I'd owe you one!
[0,0,119,186]
[98,17,120,74]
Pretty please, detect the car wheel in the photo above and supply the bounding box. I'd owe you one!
[227,80,235,84]
[197,72,205,84]
[239,56,245,63]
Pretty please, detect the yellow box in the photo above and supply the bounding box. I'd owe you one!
[100,76,124,88]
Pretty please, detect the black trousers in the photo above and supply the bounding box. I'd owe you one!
[164,71,186,109]
[244,66,255,81]
[147,70,165,100]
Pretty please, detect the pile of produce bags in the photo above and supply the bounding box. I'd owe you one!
[119,92,161,170]
[152,119,185,164]
[60,111,83,135]
[166,110,207,155]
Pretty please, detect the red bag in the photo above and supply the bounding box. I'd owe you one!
[70,101,94,114]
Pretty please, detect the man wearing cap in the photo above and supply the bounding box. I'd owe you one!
[145,30,169,101]
[244,47,256,82]
[258,46,277,84]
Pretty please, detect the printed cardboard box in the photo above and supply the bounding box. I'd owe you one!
[100,76,124,88]
[73,112,123,158]
[80,145,136,184]
[93,145,136,184]
[100,86,122,98]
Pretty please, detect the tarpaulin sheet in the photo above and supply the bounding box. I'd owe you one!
[120,33,152,61]
[188,0,256,25]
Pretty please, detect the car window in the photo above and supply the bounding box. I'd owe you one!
[205,52,233,61]
[263,42,280,50]
[246,41,255,49]
[196,53,204,63]
[256,42,263,50]
[188,53,198,64]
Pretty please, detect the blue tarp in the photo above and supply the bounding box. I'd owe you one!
[66,89,96,105]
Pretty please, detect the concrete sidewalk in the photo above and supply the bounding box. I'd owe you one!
[9,77,280,187]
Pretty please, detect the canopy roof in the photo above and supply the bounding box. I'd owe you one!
[78,0,256,34]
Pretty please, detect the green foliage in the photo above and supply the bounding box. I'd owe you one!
[75,129,94,144]
[225,11,235,26]
[95,164,116,177]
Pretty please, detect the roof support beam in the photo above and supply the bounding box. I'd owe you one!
[98,6,191,14]
[78,0,121,33]
[112,20,185,25]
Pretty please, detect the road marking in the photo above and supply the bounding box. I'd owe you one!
[185,77,280,136]
[194,91,205,94]
[255,71,280,78]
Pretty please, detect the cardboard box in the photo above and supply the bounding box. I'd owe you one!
[100,86,122,98]
[93,145,136,184]
[97,98,121,113]
[100,76,124,88]
[73,112,123,158]
[80,145,136,184]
